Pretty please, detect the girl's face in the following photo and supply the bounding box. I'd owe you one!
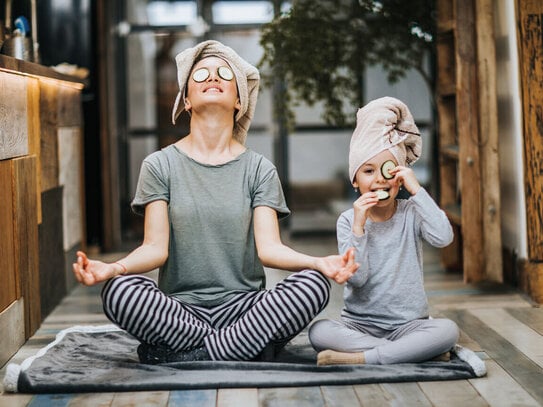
[353,149,401,206]
[185,56,241,113]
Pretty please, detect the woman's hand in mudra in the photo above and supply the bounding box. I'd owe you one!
[72,251,121,286]
[314,247,358,284]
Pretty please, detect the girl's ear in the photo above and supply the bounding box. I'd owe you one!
[184,98,192,111]
[352,181,358,189]
[234,98,241,111]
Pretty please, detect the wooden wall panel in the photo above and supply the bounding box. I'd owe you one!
[38,187,67,318]
[0,72,28,160]
[58,86,83,127]
[58,127,84,251]
[0,160,18,311]
[12,156,41,336]
[27,78,42,224]
[0,299,25,367]
[39,81,59,192]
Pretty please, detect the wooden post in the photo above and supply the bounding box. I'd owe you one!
[456,0,485,282]
[475,0,503,283]
[517,0,543,302]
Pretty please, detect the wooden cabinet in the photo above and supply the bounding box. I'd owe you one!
[435,0,502,283]
[0,55,86,366]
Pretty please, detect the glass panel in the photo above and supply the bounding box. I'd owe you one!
[212,1,273,24]
[126,1,197,25]
[147,1,197,25]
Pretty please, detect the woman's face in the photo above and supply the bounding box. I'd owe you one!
[184,56,241,113]
[353,149,401,205]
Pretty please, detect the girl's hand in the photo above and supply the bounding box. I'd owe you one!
[388,165,421,195]
[314,247,359,284]
[72,251,123,286]
[352,192,379,235]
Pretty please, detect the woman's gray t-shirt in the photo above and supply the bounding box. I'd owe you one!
[132,145,290,307]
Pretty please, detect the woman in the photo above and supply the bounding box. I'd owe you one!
[73,40,358,364]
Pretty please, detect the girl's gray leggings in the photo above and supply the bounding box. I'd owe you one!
[308,317,459,364]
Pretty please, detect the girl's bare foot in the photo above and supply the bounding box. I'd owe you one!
[317,350,365,366]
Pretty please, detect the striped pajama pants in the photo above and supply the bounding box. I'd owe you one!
[101,269,330,361]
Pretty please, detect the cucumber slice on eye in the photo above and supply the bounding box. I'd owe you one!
[381,160,396,179]
[376,190,390,200]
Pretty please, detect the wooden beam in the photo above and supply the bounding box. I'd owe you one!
[518,0,543,261]
[455,0,484,282]
[518,260,543,304]
[475,0,503,282]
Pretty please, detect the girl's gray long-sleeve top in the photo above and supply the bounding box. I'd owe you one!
[337,188,453,330]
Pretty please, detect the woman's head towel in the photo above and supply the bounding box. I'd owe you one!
[171,40,260,145]
[349,96,422,182]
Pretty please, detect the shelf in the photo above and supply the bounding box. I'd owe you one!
[438,85,457,98]
[444,204,462,226]
[437,20,455,34]
[440,144,459,160]
[0,54,87,88]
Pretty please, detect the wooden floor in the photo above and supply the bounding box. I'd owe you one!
[1,233,543,406]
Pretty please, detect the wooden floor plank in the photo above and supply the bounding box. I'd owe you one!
[68,393,114,407]
[111,391,169,407]
[352,384,392,407]
[444,309,543,405]
[168,390,216,407]
[259,387,325,407]
[418,380,488,407]
[380,383,432,406]
[506,307,543,335]
[469,308,543,368]
[320,385,361,407]
[429,294,531,310]
[0,394,33,407]
[468,360,540,407]
[217,388,258,407]
[2,241,541,407]
[27,394,73,407]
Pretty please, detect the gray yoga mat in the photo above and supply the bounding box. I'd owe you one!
[3,325,484,393]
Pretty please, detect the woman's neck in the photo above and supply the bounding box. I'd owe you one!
[176,114,245,165]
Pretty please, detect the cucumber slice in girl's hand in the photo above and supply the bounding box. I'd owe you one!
[380,160,396,179]
[376,190,390,200]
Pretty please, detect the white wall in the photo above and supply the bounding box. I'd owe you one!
[495,0,527,259]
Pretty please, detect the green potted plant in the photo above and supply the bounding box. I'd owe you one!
[259,0,436,129]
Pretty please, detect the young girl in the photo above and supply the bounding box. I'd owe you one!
[309,96,459,366]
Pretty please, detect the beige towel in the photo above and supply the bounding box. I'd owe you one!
[171,40,260,145]
[349,96,421,182]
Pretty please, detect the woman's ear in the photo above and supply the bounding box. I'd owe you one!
[234,98,241,111]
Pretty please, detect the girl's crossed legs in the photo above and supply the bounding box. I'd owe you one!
[309,317,458,365]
